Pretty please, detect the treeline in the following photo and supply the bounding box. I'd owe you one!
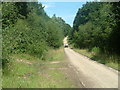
[2,2,71,68]
[69,2,120,55]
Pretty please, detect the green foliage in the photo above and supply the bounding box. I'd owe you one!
[52,14,71,37]
[73,22,95,48]
[2,2,69,68]
[46,20,62,48]
[69,2,120,67]
[70,2,120,56]
[2,2,18,28]
[91,47,100,54]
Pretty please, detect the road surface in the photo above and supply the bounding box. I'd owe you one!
[64,37,118,88]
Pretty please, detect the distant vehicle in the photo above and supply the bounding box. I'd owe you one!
[64,44,68,48]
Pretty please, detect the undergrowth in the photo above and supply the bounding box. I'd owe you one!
[2,47,75,88]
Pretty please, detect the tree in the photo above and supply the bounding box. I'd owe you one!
[2,2,70,68]
[70,2,120,55]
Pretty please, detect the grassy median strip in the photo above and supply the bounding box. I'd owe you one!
[3,47,75,88]
[73,48,119,71]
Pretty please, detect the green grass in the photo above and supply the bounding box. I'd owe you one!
[106,62,118,70]
[73,48,119,71]
[0,69,2,89]
[3,47,76,88]
[74,49,93,58]
[45,47,65,61]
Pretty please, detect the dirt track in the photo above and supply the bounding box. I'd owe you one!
[63,37,118,88]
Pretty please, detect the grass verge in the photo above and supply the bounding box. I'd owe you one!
[2,47,75,88]
[0,69,1,89]
[73,48,119,71]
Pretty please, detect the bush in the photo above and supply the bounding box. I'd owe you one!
[2,2,70,68]
[91,47,100,54]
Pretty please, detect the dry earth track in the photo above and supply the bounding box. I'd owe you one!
[63,37,119,88]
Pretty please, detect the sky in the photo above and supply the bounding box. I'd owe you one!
[41,2,86,26]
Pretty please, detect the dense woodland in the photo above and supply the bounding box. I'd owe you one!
[2,2,71,68]
[69,2,120,57]
[1,2,120,70]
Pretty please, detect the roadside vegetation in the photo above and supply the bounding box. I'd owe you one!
[3,47,76,88]
[2,2,71,68]
[69,2,120,70]
[73,48,119,70]
[2,2,71,69]
[2,2,71,88]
